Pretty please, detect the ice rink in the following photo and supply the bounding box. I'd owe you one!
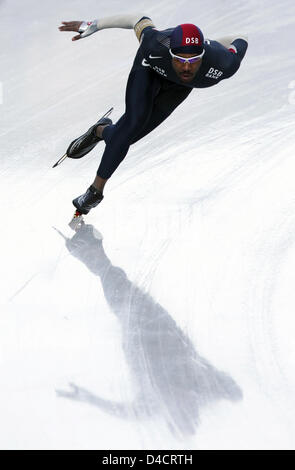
[1,0,295,450]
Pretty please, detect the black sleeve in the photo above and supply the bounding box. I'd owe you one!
[138,26,157,53]
[223,38,248,79]
[229,38,248,61]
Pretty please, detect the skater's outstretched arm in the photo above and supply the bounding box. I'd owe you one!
[206,34,248,80]
[58,14,155,42]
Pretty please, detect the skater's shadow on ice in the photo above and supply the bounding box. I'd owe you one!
[56,222,242,438]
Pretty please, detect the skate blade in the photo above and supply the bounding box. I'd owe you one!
[102,107,114,120]
[53,108,113,169]
[69,210,84,231]
[52,153,68,168]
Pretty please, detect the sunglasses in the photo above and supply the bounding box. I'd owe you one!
[169,48,205,64]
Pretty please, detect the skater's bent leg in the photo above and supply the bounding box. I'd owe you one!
[96,68,161,180]
[92,84,190,192]
[132,83,192,144]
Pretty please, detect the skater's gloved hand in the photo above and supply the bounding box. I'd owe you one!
[59,21,95,41]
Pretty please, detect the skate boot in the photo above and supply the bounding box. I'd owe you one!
[52,108,113,169]
[66,112,113,159]
[72,185,104,215]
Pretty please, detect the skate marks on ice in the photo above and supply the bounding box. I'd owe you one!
[56,223,242,438]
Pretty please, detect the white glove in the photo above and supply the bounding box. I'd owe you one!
[78,21,99,38]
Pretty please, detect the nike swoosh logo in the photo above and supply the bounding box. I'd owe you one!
[149,55,162,59]
[142,59,151,67]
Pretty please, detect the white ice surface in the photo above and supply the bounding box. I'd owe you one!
[0,0,295,450]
